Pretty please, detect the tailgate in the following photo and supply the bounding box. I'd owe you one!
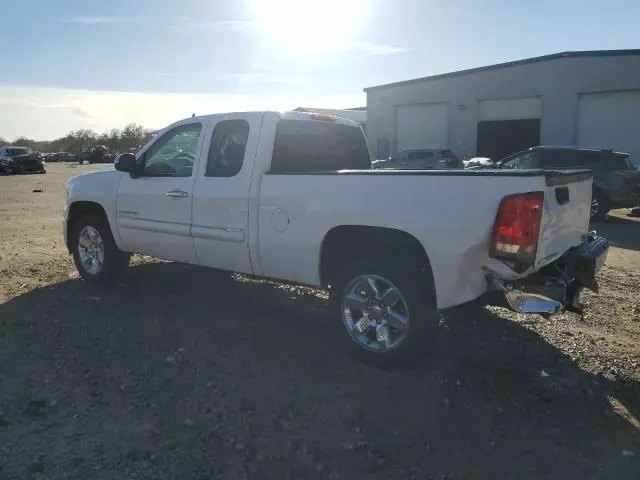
[535,171,592,269]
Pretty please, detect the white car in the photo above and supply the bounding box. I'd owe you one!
[64,111,607,365]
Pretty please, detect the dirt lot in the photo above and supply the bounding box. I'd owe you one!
[1,163,639,479]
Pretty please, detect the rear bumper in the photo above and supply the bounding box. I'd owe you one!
[490,233,608,315]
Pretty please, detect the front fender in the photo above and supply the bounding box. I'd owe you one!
[66,169,124,249]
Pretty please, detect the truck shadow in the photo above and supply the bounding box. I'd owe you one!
[1,261,638,479]
[592,214,640,251]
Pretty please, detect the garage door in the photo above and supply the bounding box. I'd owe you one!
[577,90,640,165]
[478,97,542,121]
[476,97,542,159]
[396,103,448,151]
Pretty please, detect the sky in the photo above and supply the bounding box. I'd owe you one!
[1,0,639,140]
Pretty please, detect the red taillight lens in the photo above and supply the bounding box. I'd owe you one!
[490,192,544,264]
[308,113,336,122]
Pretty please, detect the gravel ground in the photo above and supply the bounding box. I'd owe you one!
[0,164,639,479]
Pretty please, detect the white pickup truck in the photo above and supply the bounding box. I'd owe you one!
[64,111,608,365]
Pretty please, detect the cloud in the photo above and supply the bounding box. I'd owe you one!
[209,20,255,32]
[352,42,411,55]
[169,19,256,33]
[63,16,136,25]
[250,62,271,71]
[70,107,93,119]
[0,84,363,140]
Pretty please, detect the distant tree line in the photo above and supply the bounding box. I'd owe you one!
[0,123,155,154]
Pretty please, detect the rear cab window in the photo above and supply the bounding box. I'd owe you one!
[271,119,371,173]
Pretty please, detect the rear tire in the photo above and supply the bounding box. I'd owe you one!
[71,214,130,284]
[591,189,610,220]
[329,258,439,367]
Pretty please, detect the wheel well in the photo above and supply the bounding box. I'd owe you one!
[66,201,108,252]
[320,225,437,306]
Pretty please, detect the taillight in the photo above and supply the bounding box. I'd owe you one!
[490,192,544,266]
[308,113,336,122]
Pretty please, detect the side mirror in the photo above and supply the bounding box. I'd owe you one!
[115,153,138,176]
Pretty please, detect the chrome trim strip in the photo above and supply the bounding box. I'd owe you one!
[191,224,246,243]
[118,217,191,237]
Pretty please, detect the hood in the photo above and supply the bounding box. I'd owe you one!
[69,166,117,182]
[67,167,121,202]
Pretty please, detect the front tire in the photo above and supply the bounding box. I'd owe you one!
[71,215,130,284]
[329,259,439,367]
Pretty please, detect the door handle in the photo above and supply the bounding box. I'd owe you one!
[165,189,189,198]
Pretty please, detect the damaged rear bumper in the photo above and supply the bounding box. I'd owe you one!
[490,233,608,315]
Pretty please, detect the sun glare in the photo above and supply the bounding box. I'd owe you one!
[250,0,366,53]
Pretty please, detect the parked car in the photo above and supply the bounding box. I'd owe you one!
[64,111,607,365]
[0,146,46,174]
[491,146,640,219]
[47,152,76,163]
[61,152,79,163]
[78,146,111,164]
[373,149,462,170]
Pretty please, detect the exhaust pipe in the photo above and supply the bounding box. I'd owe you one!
[493,278,566,315]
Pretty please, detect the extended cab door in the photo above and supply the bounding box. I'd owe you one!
[191,113,262,274]
[116,120,205,263]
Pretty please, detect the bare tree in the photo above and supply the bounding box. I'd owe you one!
[2,122,156,153]
[120,123,145,151]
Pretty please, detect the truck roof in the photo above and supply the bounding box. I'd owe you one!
[186,111,362,129]
[531,146,630,156]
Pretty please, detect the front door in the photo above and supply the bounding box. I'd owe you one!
[116,121,205,263]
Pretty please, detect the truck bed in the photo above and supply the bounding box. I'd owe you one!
[257,168,592,309]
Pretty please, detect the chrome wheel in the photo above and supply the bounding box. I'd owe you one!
[341,274,410,352]
[77,226,104,275]
[591,198,600,217]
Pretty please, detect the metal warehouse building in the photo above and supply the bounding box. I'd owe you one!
[365,50,640,162]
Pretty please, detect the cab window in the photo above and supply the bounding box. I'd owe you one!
[206,120,249,177]
[141,123,202,177]
[501,152,538,169]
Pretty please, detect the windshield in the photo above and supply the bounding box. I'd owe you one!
[8,147,30,155]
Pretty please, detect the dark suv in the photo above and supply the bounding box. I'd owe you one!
[498,146,639,219]
[0,146,46,174]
